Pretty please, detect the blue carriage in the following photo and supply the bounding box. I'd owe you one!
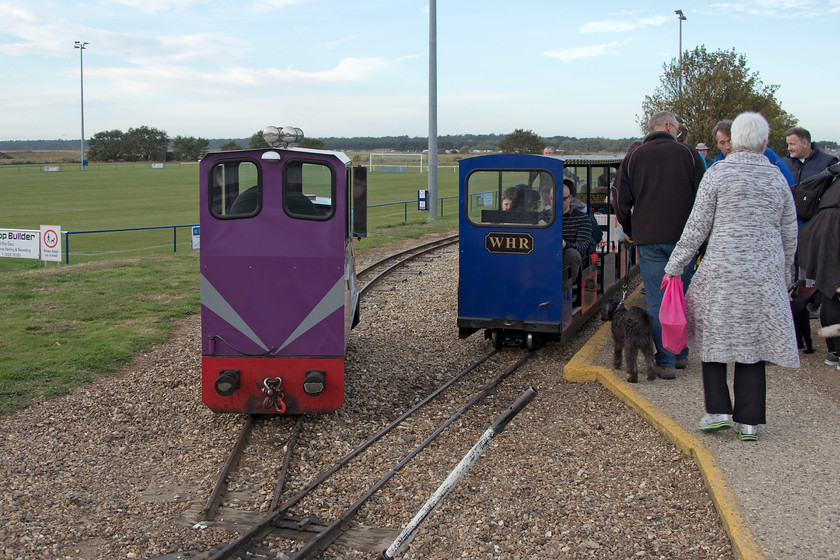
[457,153,634,349]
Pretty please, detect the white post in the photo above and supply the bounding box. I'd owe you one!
[427,0,438,221]
[74,41,89,171]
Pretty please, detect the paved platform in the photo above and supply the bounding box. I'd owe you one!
[566,286,840,560]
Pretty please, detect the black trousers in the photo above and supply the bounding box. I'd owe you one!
[702,361,766,425]
[819,293,840,354]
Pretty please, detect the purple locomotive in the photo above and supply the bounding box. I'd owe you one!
[199,126,366,414]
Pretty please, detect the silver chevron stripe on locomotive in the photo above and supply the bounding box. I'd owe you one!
[278,275,344,351]
[200,274,269,352]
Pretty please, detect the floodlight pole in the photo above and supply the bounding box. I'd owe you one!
[427,0,438,222]
[675,10,686,97]
[74,41,89,171]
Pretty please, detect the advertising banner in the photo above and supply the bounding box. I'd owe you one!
[0,229,40,259]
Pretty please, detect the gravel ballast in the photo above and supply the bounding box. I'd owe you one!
[1,237,739,559]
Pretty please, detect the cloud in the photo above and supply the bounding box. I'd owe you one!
[87,56,394,104]
[108,0,203,11]
[579,14,670,33]
[247,0,311,14]
[541,42,619,62]
[263,57,391,84]
[708,0,820,16]
[109,0,310,14]
[318,35,365,50]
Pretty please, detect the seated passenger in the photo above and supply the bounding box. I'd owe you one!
[564,179,602,251]
[515,184,541,211]
[228,185,260,215]
[561,181,594,281]
[539,182,555,223]
[563,178,587,213]
[286,190,319,216]
[484,185,539,225]
[502,186,518,211]
[592,173,610,194]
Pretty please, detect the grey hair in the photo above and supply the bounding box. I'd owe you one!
[648,111,676,132]
[731,112,769,153]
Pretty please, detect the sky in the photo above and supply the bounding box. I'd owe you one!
[2,0,840,144]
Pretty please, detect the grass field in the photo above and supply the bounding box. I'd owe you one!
[1,154,461,269]
[0,152,462,414]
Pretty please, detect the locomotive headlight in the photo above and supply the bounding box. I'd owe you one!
[263,126,281,146]
[263,126,304,147]
[215,369,241,396]
[303,370,326,396]
[280,126,304,146]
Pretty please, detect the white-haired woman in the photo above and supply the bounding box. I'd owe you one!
[663,111,799,441]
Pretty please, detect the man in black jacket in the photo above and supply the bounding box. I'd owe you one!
[784,126,839,184]
[614,111,706,378]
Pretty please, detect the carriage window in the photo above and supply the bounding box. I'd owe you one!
[210,161,260,218]
[563,164,617,213]
[285,161,335,220]
[465,169,554,227]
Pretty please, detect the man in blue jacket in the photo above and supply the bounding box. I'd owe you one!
[711,120,796,187]
[783,126,839,184]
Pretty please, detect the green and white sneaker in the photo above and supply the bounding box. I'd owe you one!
[733,422,758,441]
[698,413,733,431]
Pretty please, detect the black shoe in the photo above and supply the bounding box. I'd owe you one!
[675,358,687,369]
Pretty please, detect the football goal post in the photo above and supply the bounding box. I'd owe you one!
[369,153,426,173]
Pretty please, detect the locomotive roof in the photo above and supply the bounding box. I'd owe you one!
[203,146,351,165]
[283,146,351,164]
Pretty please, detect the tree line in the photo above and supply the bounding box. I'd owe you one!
[0,132,637,161]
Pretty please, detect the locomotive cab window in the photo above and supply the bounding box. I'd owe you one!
[465,169,555,227]
[210,161,261,218]
[284,161,335,220]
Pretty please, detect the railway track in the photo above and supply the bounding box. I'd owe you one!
[356,234,459,298]
[152,235,497,560]
[189,348,538,560]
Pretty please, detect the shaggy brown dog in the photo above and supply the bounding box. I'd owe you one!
[601,300,656,383]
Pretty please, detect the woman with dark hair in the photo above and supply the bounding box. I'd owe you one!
[663,111,799,442]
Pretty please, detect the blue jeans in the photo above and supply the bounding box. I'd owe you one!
[637,243,695,368]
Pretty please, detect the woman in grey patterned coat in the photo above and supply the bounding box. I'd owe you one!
[663,111,799,441]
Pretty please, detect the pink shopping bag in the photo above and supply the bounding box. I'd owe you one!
[659,276,687,353]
